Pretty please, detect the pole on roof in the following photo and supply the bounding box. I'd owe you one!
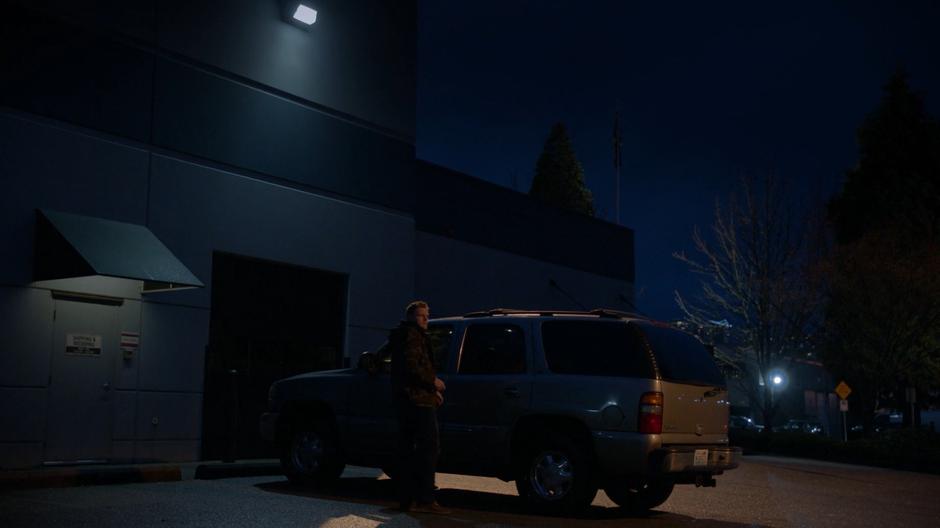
[612,103,623,225]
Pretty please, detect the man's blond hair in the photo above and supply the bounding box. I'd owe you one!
[405,300,429,317]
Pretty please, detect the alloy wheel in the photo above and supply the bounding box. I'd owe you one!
[529,450,574,501]
[290,431,323,473]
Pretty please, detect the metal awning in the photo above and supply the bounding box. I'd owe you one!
[34,209,204,293]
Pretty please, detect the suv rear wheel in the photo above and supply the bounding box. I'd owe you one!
[280,419,345,487]
[514,433,598,515]
[604,479,674,513]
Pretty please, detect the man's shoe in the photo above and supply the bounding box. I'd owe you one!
[410,501,452,515]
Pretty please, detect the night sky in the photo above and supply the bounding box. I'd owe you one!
[416,0,940,320]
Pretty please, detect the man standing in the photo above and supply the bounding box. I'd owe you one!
[389,300,450,515]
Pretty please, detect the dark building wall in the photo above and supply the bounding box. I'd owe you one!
[0,0,641,467]
[0,112,416,467]
[0,115,151,286]
[416,161,635,283]
[415,231,637,318]
[153,0,416,138]
[414,162,636,316]
[0,0,417,468]
[0,0,416,211]
[2,0,415,138]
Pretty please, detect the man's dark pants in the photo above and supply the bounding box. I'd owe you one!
[395,399,439,506]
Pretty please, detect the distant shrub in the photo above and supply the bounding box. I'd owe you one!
[731,428,940,474]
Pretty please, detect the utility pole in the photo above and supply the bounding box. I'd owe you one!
[612,104,623,225]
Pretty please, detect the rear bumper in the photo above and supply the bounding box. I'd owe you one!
[591,432,741,478]
[654,445,741,473]
[259,412,279,443]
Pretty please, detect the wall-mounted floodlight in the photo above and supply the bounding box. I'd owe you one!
[293,4,317,24]
[282,1,318,30]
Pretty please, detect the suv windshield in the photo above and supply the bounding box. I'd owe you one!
[638,324,726,387]
[541,320,655,378]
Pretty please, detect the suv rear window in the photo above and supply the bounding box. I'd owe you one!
[638,324,725,387]
[541,320,655,378]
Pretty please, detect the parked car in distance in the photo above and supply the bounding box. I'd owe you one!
[729,415,764,432]
[777,419,824,435]
[850,410,939,435]
[260,309,741,514]
[873,412,903,432]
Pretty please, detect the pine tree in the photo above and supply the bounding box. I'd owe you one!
[829,70,940,246]
[529,123,595,216]
[823,70,940,429]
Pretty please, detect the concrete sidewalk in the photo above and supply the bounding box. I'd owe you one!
[0,459,283,490]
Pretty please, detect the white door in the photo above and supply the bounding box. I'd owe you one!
[45,299,117,463]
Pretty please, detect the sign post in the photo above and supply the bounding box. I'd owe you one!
[906,387,917,430]
[835,381,852,442]
[839,399,849,441]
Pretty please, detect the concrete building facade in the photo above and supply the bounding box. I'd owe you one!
[0,0,635,469]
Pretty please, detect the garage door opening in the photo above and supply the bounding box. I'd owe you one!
[202,252,348,460]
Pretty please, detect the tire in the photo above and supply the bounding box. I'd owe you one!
[279,419,345,487]
[604,479,674,513]
[514,433,598,515]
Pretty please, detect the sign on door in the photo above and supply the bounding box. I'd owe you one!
[65,334,102,356]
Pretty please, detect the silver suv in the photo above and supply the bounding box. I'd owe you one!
[260,309,740,514]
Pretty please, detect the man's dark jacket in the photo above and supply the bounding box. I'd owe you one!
[389,321,438,407]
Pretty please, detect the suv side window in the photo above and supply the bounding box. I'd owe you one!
[428,324,455,372]
[373,324,454,374]
[541,320,655,378]
[458,324,526,375]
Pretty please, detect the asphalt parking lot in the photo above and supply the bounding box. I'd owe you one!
[2,456,938,527]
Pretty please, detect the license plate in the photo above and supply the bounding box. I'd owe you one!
[693,449,709,466]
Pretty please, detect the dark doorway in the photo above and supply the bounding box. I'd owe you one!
[202,252,347,460]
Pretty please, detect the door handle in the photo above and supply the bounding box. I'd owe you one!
[504,387,520,398]
[102,382,111,392]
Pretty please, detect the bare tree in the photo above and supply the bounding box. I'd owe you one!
[673,174,821,430]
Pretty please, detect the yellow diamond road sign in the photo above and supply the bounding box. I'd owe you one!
[835,381,852,400]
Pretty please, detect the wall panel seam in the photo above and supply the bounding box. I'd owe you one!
[7,3,414,143]
[0,108,415,221]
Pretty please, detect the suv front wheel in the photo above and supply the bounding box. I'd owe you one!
[514,433,598,515]
[280,419,345,487]
[604,478,674,513]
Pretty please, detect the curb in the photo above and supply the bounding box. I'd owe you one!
[0,464,181,490]
[0,460,388,490]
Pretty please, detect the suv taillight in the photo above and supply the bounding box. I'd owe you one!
[638,392,663,434]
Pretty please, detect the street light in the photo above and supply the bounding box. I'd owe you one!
[773,375,783,386]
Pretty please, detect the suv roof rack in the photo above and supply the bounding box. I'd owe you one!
[462,308,648,320]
